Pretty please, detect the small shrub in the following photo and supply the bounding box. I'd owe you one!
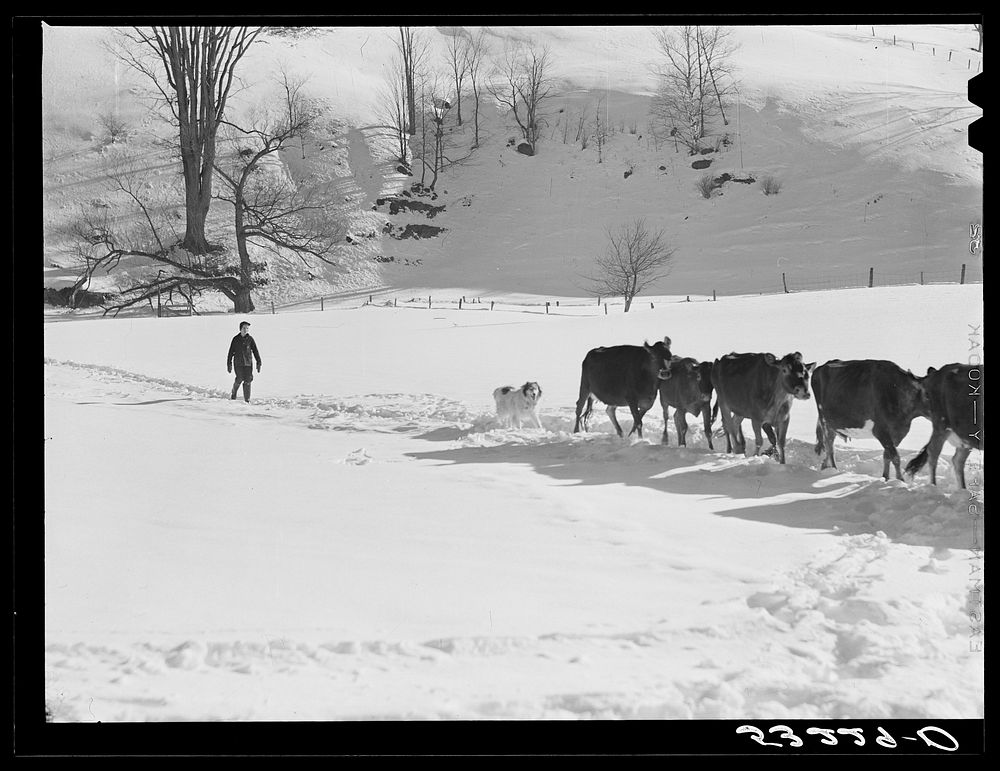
[696,173,716,199]
[97,111,129,144]
[761,175,782,195]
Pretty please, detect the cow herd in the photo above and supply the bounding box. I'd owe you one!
[572,337,984,489]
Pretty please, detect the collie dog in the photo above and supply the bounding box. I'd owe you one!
[493,381,544,429]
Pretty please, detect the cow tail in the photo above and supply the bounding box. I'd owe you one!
[711,397,719,424]
[814,418,825,456]
[905,444,930,479]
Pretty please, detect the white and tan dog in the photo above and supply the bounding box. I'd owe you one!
[493,381,544,429]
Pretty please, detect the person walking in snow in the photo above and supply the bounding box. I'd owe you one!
[227,321,262,403]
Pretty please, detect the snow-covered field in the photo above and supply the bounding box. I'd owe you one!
[37,21,983,724]
[44,284,984,721]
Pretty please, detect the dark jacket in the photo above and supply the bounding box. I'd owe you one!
[228,333,262,369]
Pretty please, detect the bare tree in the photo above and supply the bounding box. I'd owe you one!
[583,219,676,312]
[488,41,556,155]
[97,109,130,144]
[213,72,346,311]
[111,26,263,255]
[411,71,454,190]
[395,27,430,135]
[66,149,251,316]
[649,26,737,155]
[444,30,471,126]
[465,27,491,148]
[377,57,410,164]
[592,94,610,163]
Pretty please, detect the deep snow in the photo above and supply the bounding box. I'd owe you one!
[38,21,983,724]
[43,284,984,721]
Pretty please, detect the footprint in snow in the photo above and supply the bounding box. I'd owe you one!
[343,449,372,465]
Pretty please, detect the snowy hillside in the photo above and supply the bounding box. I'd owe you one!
[39,21,983,726]
[41,23,982,304]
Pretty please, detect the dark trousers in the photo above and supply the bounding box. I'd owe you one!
[231,365,254,402]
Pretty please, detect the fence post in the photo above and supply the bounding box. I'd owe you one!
[394,298,397,308]
[920,271,924,285]
[320,296,324,311]
[459,298,463,310]
[604,303,608,315]
[428,296,432,309]
[545,301,549,314]
[961,264,967,284]
[597,296,601,306]
[782,272,789,294]
[686,295,690,302]
[650,302,654,309]
[490,300,494,311]
[911,42,915,50]
[868,267,874,288]
[933,47,935,55]
[157,289,161,317]
[949,50,952,61]
[713,289,717,301]
[893,35,896,45]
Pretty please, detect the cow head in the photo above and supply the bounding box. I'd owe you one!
[909,370,932,418]
[696,360,714,401]
[645,337,673,379]
[660,357,706,403]
[766,351,815,399]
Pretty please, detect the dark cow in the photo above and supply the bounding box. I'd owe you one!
[574,337,673,439]
[812,359,930,480]
[712,352,815,464]
[658,357,715,449]
[905,363,983,488]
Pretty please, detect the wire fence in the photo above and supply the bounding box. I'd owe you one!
[262,262,982,317]
[865,25,983,73]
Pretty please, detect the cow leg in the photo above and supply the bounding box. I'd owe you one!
[606,405,625,437]
[717,400,740,454]
[923,428,948,485]
[661,402,670,445]
[701,403,714,451]
[872,424,901,480]
[574,393,593,433]
[821,424,837,470]
[675,409,689,447]
[626,403,648,439]
[750,420,766,456]
[775,417,790,464]
[758,422,778,457]
[951,445,972,490]
[731,416,747,455]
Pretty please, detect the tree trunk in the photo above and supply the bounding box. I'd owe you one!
[472,85,480,147]
[233,286,255,313]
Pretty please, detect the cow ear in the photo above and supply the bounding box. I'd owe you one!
[764,353,776,366]
[793,351,803,362]
[663,336,672,347]
[807,362,816,373]
[926,366,937,376]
